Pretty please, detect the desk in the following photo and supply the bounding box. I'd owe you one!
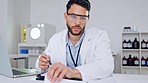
[0,75,41,83]
[114,74,148,83]
[1,74,148,83]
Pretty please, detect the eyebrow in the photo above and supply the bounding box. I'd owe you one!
[67,12,89,17]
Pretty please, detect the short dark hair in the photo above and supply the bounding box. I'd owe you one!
[66,0,91,12]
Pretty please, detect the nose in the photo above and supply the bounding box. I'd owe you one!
[74,17,81,25]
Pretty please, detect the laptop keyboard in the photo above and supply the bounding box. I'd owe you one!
[12,69,28,75]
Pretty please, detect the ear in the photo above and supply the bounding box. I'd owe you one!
[64,12,67,20]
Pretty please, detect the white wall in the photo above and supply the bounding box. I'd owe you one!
[0,0,7,40]
[0,0,14,53]
[30,0,148,73]
[0,0,7,39]
[30,0,67,32]
[0,0,30,54]
[13,0,30,53]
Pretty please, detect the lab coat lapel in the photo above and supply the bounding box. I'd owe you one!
[80,30,91,65]
[59,30,67,65]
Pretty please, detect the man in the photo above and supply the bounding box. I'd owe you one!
[35,0,114,82]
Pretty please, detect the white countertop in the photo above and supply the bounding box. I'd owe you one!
[1,73,148,83]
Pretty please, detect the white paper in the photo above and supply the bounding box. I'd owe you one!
[44,74,86,83]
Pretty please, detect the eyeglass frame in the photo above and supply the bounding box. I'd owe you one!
[67,12,89,23]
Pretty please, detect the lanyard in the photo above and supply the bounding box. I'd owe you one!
[68,42,82,67]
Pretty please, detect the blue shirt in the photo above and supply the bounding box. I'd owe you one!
[66,32,84,68]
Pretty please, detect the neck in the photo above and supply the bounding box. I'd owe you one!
[68,33,82,45]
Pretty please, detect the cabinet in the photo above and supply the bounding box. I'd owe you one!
[121,32,148,75]
[18,43,46,69]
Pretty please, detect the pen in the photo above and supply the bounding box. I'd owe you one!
[47,58,52,65]
[43,51,52,65]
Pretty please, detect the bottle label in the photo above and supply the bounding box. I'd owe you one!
[142,43,146,48]
[122,60,127,65]
[147,61,148,66]
[141,61,145,65]
[123,43,127,48]
[128,43,132,48]
[146,44,148,48]
[134,61,139,65]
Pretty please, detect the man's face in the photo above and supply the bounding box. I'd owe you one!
[64,4,89,36]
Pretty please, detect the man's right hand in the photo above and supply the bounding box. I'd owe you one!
[38,53,51,70]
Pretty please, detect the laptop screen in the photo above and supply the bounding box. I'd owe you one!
[0,39,14,78]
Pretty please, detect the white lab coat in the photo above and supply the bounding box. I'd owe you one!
[35,27,114,81]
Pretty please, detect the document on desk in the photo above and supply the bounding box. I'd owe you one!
[44,75,86,83]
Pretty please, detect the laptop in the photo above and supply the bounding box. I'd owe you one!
[0,38,40,78]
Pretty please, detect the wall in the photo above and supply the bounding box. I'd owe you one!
[30,0,67,32]
[0,0,7,40]
[0,0,30,54]
[13,0,30,53]
[0,0,7,39]
[30,0,148,73]
[0,0,13,53]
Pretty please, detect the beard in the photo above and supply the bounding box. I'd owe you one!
[66,23,85,36]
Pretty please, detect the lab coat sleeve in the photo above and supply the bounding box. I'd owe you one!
[76,31,114,81]
[35,36,53,71]
[35,54,42,71]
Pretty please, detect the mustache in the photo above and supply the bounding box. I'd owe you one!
[72,25,81,28]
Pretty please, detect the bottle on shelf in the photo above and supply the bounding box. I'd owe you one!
[146,41,148,49]
[132,26,137,32]
[122,56,127,66]
[141,39,146,49]
[122,39,128,49]
[123,27,131,32]
[134,56,139,66]
[127,39,132,49]
[123,27,128,32]
[146,57,148,66]
[141,56,146,66]
[132,56,136,66]
[127,54,133,66]
[127,27,131,32]
[132,38,139,49]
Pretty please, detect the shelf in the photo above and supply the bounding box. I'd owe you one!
[121,31,148,75]
[18,43,46,69]
[141,32,148,34]
[122,32,140,34]
[19,54,39,56]
[18,54,29,56]
[122,49,140,51]
[28,54,40,56]
[141,67,148,69]
[19,43,46,47]
[122,66,140,69]
[141,49,148,51]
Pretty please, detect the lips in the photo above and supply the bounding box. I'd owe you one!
[72,26,81,31]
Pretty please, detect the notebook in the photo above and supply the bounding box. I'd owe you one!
[0,38,39,78]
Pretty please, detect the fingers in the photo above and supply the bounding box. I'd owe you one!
[47,62,69,83]
[57,67,67,81]
[39,53,51,70]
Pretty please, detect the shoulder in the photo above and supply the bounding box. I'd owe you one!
[49,29,67,42]
[85,27,108,37]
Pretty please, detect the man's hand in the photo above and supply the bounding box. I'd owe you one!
[38,53,51,70]
[47,62,82,83]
